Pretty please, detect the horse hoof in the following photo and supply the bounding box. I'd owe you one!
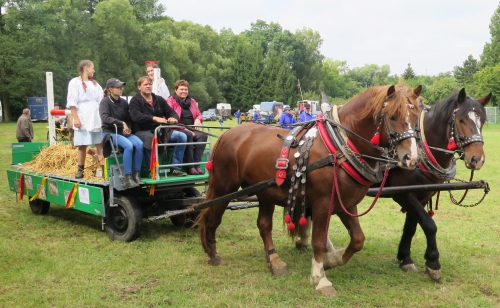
[425,266,442,281]
[295,242,309,250]
[318,286,337,297]
[400,263,418,273]
[208,254,221,266]
[269,263,288,276]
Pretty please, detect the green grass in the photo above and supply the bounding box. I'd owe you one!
[0,120,499,307]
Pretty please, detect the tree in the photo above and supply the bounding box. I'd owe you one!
[474,64,500,106]
[480,3,500,68]
[453,55,479,86]
[402,63,416,80]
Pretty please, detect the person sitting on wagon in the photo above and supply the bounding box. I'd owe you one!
[299,102,314,122]
[279,106,297,130]
[166,80,207,175]
[100,78,143,188]
[129,76,187,177]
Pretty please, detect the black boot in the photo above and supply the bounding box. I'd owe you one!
[132,171,141,184]
[124,174,138,189]
[76,165,84,179]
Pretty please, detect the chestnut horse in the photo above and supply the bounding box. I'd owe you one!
[195,85,422,296]
[296,88,491,281]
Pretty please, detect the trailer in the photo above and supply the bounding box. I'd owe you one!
[5,71,215,242]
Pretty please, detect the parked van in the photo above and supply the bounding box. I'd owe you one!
[27,97,48,121]
[260,101,283,119]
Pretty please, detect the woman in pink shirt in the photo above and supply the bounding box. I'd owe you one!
[167,80,207,175]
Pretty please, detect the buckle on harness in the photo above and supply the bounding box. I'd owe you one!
[275,158,289,169]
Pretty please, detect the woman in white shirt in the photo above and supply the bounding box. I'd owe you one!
[67,60,104,179]
[145,61,171,99]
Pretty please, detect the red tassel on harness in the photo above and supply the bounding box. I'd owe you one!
[370,132,380,146]
[446,137,457,150]
[428,209,435,217]
[299,216,308,226]
[287,222,295,232]
[284,214,291,224]
[206,160,213,171]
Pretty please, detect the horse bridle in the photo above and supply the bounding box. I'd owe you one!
[449,107,484,158]
[377,100,417,158]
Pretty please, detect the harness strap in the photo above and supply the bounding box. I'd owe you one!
[191,155,335,213]
[275,126,305,186]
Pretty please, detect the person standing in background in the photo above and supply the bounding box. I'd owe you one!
[279,106,297,130]
[16,108,33,142]
[234,109,241,125]
[299,102,314,122]
[67,60,104,179]
[145,61,170,99]
[252,109,259,122]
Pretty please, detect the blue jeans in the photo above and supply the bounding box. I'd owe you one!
[143,130,187,170]
[103,133,143,174]
[169,131,187,169]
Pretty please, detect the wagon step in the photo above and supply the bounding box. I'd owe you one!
[366,180,489,197]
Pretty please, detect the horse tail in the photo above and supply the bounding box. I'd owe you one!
[193,183,220,255]
[193,130,232,255]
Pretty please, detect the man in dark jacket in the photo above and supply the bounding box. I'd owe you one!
[16,108,34,142]
[129,76,187,176]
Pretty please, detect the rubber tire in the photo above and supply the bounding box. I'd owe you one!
[105,194,142,242]
[170,188,202,227]
[29,198,50,215]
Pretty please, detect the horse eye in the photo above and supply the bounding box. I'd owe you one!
[390,116,396,121]
[459,119,465,124]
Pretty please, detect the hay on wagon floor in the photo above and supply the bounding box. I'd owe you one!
[21,144,104,182]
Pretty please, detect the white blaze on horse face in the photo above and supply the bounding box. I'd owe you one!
[406,109,418,166]
[468,111,482,135]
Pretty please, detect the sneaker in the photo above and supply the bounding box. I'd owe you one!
[132,171,142,184]
[170,169,187,176]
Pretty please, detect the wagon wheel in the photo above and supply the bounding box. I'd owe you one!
[29,198,50,215]
[105,194,142,242]
[170,187,202,227]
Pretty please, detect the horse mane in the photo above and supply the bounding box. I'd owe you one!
[357,84,420,123]
[433,92,487,120]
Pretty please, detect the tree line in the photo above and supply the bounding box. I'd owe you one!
[1,0,500,121]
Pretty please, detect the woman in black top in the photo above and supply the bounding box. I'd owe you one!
[99,78,143,188]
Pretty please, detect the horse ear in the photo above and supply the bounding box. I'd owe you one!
[478,92,492,106]
[413,85,422,97]
[387,85,395,97]
[320,91,330,104]
[457,88,467,104]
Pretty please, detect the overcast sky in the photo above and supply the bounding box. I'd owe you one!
[160,0,499,76]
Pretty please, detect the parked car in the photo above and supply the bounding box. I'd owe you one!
[202,111,216,121]
[258,111,273,124]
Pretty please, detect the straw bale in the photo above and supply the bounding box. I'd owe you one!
[22,144,104,181]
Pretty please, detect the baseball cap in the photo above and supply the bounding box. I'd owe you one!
[284,106,291,111]
[106,78,126,88]
[304,102,310,108]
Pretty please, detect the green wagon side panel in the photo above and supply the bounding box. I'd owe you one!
[6,169,105,217]
[10,142,48,165]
